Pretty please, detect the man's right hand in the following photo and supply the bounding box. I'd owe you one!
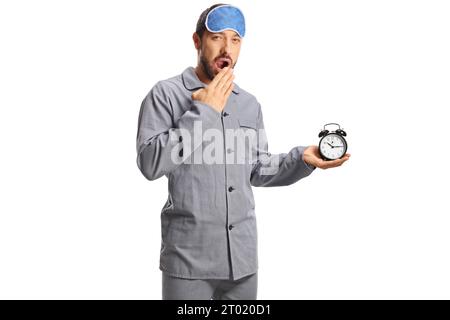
[192,67,235,113]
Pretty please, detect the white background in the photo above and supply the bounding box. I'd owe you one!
[1,0,449,299]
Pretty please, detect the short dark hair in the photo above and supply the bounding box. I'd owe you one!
[195,3,228,39]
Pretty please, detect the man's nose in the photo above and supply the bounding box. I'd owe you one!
[221,39,232,54]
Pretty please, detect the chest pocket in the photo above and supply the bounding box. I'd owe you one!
[238,118,258,130]
[235,118,258,165]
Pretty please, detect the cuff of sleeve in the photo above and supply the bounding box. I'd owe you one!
[176,100,222,131]
[297,146,316,172]
[175,100,222,155]
[191,100,222,125]
[305,161,316,171]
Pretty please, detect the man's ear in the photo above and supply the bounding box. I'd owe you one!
[193,32,201,50]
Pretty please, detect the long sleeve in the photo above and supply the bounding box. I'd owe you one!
[250,104,316,187]
[136,81,221,181]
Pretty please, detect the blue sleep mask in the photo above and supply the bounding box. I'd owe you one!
[205,4,246,38]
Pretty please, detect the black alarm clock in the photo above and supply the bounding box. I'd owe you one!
[318,123,348,161]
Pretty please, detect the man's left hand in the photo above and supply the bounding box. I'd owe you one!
[302,145,351,169]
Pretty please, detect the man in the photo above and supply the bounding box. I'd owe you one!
[136,3,350,300]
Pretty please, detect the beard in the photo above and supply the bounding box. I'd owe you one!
[200,54,215,81]
[199,54,237,81]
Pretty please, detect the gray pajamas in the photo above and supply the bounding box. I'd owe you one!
[136,67,315,297]
[162,272,258,300]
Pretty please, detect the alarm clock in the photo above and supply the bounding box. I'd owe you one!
[318,123,348,161]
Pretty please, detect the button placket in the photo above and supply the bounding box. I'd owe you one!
[177,134,183,157]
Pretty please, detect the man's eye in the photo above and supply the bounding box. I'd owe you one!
[212,36,221,40]
[232,38,240,43]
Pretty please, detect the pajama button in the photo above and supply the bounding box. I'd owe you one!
[228,186,235,192]
[228,225,234,231]
[223,112,230,117]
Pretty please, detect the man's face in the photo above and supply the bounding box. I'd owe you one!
[196,30,242,81]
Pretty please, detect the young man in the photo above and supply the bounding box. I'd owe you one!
[136,4,350,300]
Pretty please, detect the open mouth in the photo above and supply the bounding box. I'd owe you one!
[215,58,231,69]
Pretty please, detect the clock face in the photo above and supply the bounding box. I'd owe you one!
[319,133,347,160]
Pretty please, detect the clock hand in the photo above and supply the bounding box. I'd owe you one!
[326,142,334,148]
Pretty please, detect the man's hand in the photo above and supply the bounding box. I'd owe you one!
[192,67,235,113]
[302,145,351,169]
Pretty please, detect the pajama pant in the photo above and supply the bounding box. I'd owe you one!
[162,272,258,300]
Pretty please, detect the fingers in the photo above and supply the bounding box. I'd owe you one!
[210,66,231,89]
[215,67,234,92]
[224,81,234,100]
[311,153,350,169]
[322,156,350,169]
[191,88,202,98]
[191,88,206,102]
